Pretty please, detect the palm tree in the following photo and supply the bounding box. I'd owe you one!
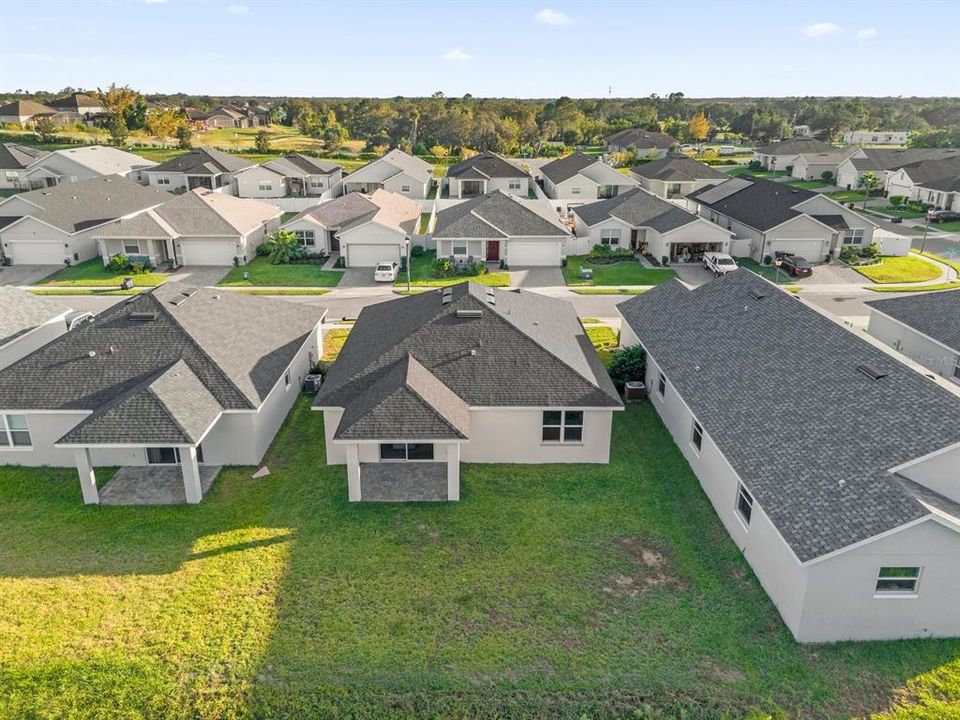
[265,230,299,265]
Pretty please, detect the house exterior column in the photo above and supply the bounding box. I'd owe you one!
[446,443,460,502]
[181,446,203,504]
[73,448,99,505]
[346,443,361,501]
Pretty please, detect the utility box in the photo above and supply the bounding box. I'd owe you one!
[624,381,646,401]
[303,374,324,394]
[120,277,134,290]
[580,267,593,280]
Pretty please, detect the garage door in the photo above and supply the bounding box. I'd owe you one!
[770,238,825,261]
[506,241,562,266]
[178,240,236,266]
[6,241,65,265]
[346,243,400,267]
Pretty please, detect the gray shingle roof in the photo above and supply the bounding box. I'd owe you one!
[433,191,569,239]
[539,152,598,184]
[630,155,727,182]
[269,153,341,175]
[573,187,700,232]
[0,286,70,346]
[605,128,677,149]
[867,289,960,353]
[0,143,48,170]
[754,138,834,155]
[0,175,167,233]
[316,284,621,438]
[618,270,960,562]
[851,148,960,173]
[447,151,529,180]
[0,100,56,117]
[148,147,254,175]
[687,175,817,231]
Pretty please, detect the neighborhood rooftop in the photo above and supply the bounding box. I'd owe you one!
[573,187,700,232]
[148,146,254,175]
[538,151,600,184]
[618,270,960,563]
[687,174,818,231]
[433,190,569,238]
[45,145,156,175]
[629,155,727,182]
[867,290,960,354]
[0,142,48,169]
[447,151,529,180]
[0,286,70,346]
[263,153,341,176]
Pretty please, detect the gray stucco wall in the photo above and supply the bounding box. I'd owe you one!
[867,310,959,384]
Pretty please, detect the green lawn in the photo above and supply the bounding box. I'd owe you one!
[418,213,432,234]
[28,288,145,296]
[571,287,647,295]
[584,325,619,366]
[735,257,801,286]
[783,179,830,190]
[866,281,960,293]
[38,258,169,287]
[320,327,351,362]
[221,288,331,296]
[826,189,869,203]
[564,255,677,286]
[921,220,960,233]
[395,250,510,287]
[724,166,789,179]
[1,397,957,719]
[219,257,343,287]
[853,255,942,284]
[868,206,926,220]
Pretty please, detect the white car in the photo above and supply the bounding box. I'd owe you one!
[374,262,400,282]
[702,252,739,276]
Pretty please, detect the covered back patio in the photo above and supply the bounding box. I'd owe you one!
[343,441,462,503]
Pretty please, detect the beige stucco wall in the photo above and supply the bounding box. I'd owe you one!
[235,165,287,198]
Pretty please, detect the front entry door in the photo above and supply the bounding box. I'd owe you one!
[486,240,500,262]
[330,232,340,252]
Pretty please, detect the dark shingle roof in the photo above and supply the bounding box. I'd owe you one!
[48,93,100,111]
[0,143,48,170]
[0,100,56,117]
[867,289,960,353]
[851,148,960,173]
[618,271,960,562]
[630,155,727,182]
[573,187,700,232]
[754,138,834,155]
[447,151,529,180]
[433,191,569,239]
[539,152,598,184]
[605,128,677,149]
[148,147,254,175]
[0,286,70,346]
[687,175,816,231]
[316,284,621,438]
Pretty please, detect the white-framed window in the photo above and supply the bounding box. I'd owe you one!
[4,170,18,180]
[571,187,581,195]
[452,243,468,256]
[0,414,31,448]
[600,228,621,246]
[310,178,324,188]
[954,358,960,379]
[657,371,666,398]
[147,446,204,465]
[156,176,171,186]
[541,410,584,443]
[258,181,273,192]
[401,184,411,193]
[736,483,754,526]
[691,420,703,453]
[508,179,522,190]
[842,228,865,245]
[123,241,140,254]
[293,230,315,246]
[379,443,435,461]
[875,567,921,594]
[284,371,291,389]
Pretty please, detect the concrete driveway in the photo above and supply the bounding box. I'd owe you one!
[0,264,57,286]
[338,267,383,288]
[167,266,231,287]
[512,267,564,287]
[798,262,864,286]
[671,263,715,287]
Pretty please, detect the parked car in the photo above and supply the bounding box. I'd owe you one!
[927,209,960,223]
[703,252,739,276]
[778,254,813,278]
[374,262,400,282]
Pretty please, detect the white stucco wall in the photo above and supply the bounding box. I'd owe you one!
[867,311,960,385]
[339,222,408,267]
[1,216,107,265]
[145,171,188,192]
[0,317,68,370]
[383,171,430,199]
[235,165,287,198]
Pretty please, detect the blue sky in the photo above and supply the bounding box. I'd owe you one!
[1,0,958,97]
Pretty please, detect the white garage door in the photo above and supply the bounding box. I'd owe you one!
[507,241,562,266]
[7,241,65,265]
[178,240,236,266]
[770,238,824,261]
[346,243,400,267]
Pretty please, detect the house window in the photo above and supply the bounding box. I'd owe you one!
[0,415,31,447]
[954,359,960,379]
[691,420,703,452]
[736,483,754,525]
[452,243,468,256]
[293,230,315,246]
[258,181,273,191]
[4,171,17,180]
[401,184,411,193]
[284,371,291,389]
[156,177,171,186]
[508,179,522,190]
[875,567,921,594]
[600,228,621,246]
[379,443,435,461]
[310,179,324,188]
[147,447,179,465]
[571,187,581,195]
[541,410,584,443]
[842,229,865,245]
[123,241,140,254]
[669,183,682,196]
[657,371,666,398]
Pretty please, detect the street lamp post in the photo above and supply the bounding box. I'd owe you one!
[404,238,411,292]
[919,220,930,255]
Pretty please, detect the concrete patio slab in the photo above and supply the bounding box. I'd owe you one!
[360,462,448,502]
[0,264,56,286]
[99,465,221,505]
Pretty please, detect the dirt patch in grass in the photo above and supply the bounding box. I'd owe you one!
[603,537,686,597]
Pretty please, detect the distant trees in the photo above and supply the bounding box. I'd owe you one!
[254,130,271,154]
[146,108,187,147]
[908,125,960,148]
[33,117,57,143]
[97,83,139,145]
[686,112,710,142]
[176,124,193,149]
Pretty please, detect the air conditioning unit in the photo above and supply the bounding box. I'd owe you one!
[302,374,323,394]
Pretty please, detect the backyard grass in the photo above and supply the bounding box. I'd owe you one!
[37,258,169,287]
[783,179,830,190]
[735,257,801,286]
[826,189,869,203]
[418,213,432,234]
[564,256,677,286]
[1,397,957,719]
[395,251,511,287]
[852,255,942,284]
[320,328,351,362]
[219,257,343,287]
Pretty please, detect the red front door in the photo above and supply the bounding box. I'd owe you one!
[486,241,500,262]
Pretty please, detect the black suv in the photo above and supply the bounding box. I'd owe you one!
[778,254,813,278]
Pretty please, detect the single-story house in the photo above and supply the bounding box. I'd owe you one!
[142,147,255,194]
[235,154,343,199]
[314,282,622,502]
[96,188,280,267]
[339,148,434,199]
[446,151,532,198]
[22,145,156,188]
[629,155,728,202]
[792,125,814,138]
[886,158,960,210]
[843,130,909,146]
[283,188,419,266]
[190,105,260,130]
[47,93,103,117]
[835,148,960,191]
[433,190,571,266]
[867,290,960,384]
[789,146,862,181]
[0,175,167,265]
[0,100,57,126]
[0,143,48,192]
[753,138,834,171]
[687,175,882,263]
[618,270,960,642]
[0,287,77,370]
[571,188,733,262]
[539,152,639,208]
[604,128,677,156]
[0,285,325,505]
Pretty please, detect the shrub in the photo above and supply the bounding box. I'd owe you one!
[748,160,762,171]
[820,170,834,183]
[433,257,453,276]
[763,255,773,266]
[411,244,426,258]
[607,345,646,392]
[108,254,129,272]
[862,242,881,259]
[785,165,794,174]
[255,242,271,257]
[661,255,670,266]
[130,261,147,275]
[586,245,633,264]
[888,195,906,208]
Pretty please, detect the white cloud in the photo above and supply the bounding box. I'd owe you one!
[144,0,167,4]
[443,48,474,63]
[856,27,877,40]
[227,4,248,14]
[5,52,54,61]
[802,22,842,38]
[535,8,573,26]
